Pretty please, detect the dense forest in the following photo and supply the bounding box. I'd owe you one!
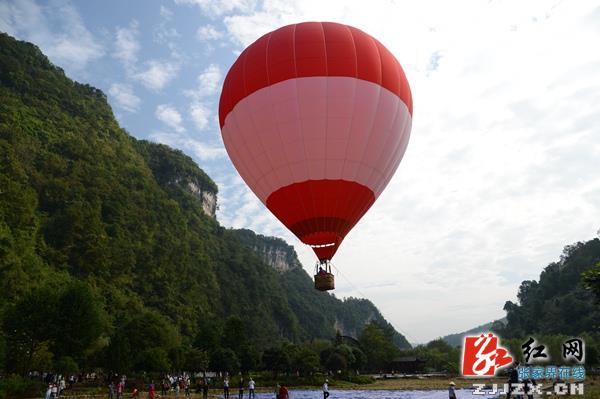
[500,238,600,337]
[0,30,409,385]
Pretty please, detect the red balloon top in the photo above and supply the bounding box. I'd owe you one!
[219,21,413,127]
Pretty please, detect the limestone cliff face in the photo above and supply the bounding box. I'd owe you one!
[134,140,219,219]
[185,180,217,218]
[232,228,302,272]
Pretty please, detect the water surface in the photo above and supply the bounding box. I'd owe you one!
[238,389,496,399]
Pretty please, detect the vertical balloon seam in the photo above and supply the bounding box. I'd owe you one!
[320,23,331,238]
[376,109,411,196]
[333,24,361,241]
[365,91,403,191]
[323,25,356,246]
[341,33,386,235]
[293,24,320,246]
[270,29,312,240]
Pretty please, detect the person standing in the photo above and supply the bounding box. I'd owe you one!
[107,382,115,399]
[248,377,255,399]
[45,384,52,399]
[202,378,209,399]
[323,379,329,399]
[116,381,123,399]
[278,384,289,399]
[238,377,244,399]
[185,379,191,398]
[161,379,167,396]
[149,382,156,399]
[223,376,230,399]
[274,383,280,399]
[448,381,457,399]
[507,362,520,399]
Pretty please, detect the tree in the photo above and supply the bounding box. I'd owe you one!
[55,356,79,374]
[185,347,209,372]
[262,347,290,376]
[583,262,600,302]
[325,353,347,373]
[194,319,223,352]
[102,332,132,374]
[293,347,320,375]
[350,347,366,371]
[136,348,171,372]
[359,322,399,371]
[3,286,59,374]
[210,348,239,373]
[423,339,459,373]
[239,345,260,372]
[102,308,179,373]
[52,281,107,363]
[222,316,246,354]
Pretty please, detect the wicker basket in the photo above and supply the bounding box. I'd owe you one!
[314,273,335,291]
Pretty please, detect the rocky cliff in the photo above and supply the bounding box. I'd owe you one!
[133,139,218,218]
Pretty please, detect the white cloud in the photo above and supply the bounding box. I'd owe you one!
[155,104,185,133]
[155,6,180,46]
[198,64,222,96]
[183,64,222,132]
[134,60,179,90]
[185,64,222,100]
[196,24,224,41]
[214,0,600,342]
[160,5,173,19]
[108,83,141,112]
[174,0,257,17]
[114,20,139,68]
[0,0,104,73]
[150,131,226,161]
[190,103,211,130]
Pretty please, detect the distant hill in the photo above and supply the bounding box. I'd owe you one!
[441,318,507,347]
[0,32,408,372]
[234,229,411,348]
[441,237,600,346]
[500,238,600,337]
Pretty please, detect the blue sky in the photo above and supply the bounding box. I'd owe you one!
[2,0,600,343]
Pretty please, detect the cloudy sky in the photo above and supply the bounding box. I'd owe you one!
[2,0,600,343]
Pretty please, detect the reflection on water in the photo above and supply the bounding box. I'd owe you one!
[225,389,498,399]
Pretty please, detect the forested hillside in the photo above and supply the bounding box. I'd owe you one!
[234,229,411,348]
[0,32,407,375]
[500,238,600,337]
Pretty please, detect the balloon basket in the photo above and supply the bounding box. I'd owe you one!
[314,273,335,291]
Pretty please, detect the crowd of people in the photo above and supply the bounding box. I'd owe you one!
[42,374,79,399]
[103,374,332,399]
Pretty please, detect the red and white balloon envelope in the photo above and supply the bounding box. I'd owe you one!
[219,22,413,289]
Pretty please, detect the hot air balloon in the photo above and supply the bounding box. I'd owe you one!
[219,22,412,291]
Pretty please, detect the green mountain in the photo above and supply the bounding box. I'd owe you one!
[438,237,600,347]
[233,229,410,348]
[0,32,408,372]
[500,238,600,337]
[440,318,507,348]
